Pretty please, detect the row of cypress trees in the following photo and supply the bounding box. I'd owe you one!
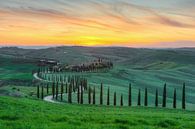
[37,82,186,109]
[38,70,87,85]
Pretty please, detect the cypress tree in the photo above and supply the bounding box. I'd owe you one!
[173,88,176,109]
[77,86,80,104]
[114,92,116,106]
[162,83,166,107]
[56,82,58,100]
[88,86,91,104]
[61,83,64,101]
[144,88,148,106]
[128,83,132,106]
[80,84,83,104]
[182,83,186,109]
[93,86,96,105]
[37,85,40,98]
[137,89,141,106]
[120,94,123,106]
[107,87,110,106]
[65,83,68,93]
[155,89,158,107]
[52,82,55,99]
[41,85,44,99]
[47,83,49,94]
[68,84,72,103]
[100,83,103,105]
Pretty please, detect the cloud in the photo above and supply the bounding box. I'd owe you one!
[152,41,195,48]
[1,0,194,29]
[0,0,195,47]
[153,13,195,28]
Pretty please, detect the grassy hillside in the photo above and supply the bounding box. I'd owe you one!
[0,47,195,128]
[0,55,37,87]
[0,47,195,109]
[0,96,195,129]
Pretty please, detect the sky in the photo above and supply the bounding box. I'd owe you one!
[0,0,195,48]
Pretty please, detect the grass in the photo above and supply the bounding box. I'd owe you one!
[0,96,195,129]
[1,50,194,110]
[42,64,195,110]
[0,55,37,81]
[0,85,37,98]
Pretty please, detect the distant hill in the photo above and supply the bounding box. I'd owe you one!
[1,46,195,67]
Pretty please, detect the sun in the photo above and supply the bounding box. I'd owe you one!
[77,36,104,46]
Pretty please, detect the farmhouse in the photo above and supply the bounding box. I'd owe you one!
[38,59,59,66]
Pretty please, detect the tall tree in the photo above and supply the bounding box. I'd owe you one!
[120,94,123,106]
[77,86,80,104]
[173,88,176,109]
[114,92,116,106]
[162,83,167,107]
[68,84,72,103]
[37,85,40,98]
[155,89,158,107]
[107,87,110,106]
[93,86,96,105]
[88,86,91,104]
[128,83,132,106]
[144,88,148,106]
[182,83,186,109]
[137,89,141,106]
[41,85,44,99]
[47,83,49,94]
[80,84,83,104]
[61,83,64,101]
[100,83,103,105]
[52,82,55,99]
[65,83,68,93]
[56,82,58,100]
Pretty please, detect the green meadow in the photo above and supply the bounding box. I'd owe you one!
[0,96,195,129]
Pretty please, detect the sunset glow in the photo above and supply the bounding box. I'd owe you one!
[0,0,195,47]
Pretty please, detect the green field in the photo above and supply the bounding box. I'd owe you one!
[0,46,195,128]
[0,54,36,81]
[0,96,195,129]
[41,65,195,110]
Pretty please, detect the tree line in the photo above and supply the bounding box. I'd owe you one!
[35,58,113,74]
[37,82,186,110]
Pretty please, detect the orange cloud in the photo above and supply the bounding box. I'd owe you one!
[0,0,195,47]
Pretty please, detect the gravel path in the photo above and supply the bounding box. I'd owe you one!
[33,73,85,104]
[33,73,61,103]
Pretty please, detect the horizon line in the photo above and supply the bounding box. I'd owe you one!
[1,45,195,49]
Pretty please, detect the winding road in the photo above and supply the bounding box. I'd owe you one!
[33,73,83,104]
[34,73,62,103]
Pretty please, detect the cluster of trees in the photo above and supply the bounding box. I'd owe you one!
[70,60,113,72]
[35,58,113,74]
[37,82,186,109]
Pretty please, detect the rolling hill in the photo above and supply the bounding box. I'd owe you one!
[0,46,195,110]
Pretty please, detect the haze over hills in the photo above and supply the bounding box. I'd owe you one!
[1,46,195,66]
